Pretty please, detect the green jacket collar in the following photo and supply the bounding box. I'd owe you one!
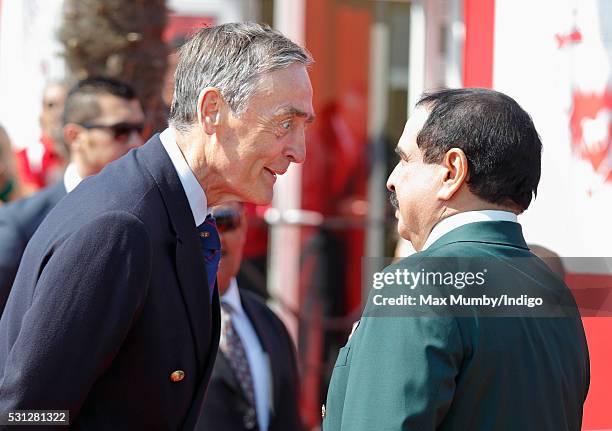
[426,221,529,251]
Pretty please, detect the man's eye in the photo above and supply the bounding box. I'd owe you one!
[280,120,292,130]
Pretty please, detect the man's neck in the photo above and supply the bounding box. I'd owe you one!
[420,209,519,251]
[173,127,218,203]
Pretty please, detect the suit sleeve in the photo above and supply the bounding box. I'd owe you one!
[339,315,463,431]
[0,211,152,417]
[0,209,27,314]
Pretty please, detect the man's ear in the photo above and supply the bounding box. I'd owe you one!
[63,123,83,153]
[437,148,469,201]
[196,87,222,135]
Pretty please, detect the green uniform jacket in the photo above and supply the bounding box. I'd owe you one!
[323,221,589,431]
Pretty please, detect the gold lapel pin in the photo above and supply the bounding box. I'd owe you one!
[170,370,185,382]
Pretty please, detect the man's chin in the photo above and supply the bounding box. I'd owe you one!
[398,221,411,241]
[240,187,273,206]
[258,192,274,206]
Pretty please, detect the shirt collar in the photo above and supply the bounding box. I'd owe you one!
[63,163,83,193]
[159,128,210,226]
[221,277,245,316]
[422,210,518,251]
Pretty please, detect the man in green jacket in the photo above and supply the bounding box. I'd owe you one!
[323,88,589,430]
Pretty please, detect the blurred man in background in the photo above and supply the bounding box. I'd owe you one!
[197,202,302,431]
[0,76,144,315]
[14,81,69,194]
[0,125,23,204]
[529,244,566,279]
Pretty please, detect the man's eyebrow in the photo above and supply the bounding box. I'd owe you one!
[394,146,408,159]
[275,106,316,123]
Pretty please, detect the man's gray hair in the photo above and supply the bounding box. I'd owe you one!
[169,22,313,132]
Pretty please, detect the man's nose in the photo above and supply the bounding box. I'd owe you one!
[386,168,397,192]
[284,134,306,164]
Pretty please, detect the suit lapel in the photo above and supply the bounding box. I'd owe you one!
[174,239,211,366]
[240,291,281,418]
[137,136,213,368]
[210,292,271,407]
[182,287,220,431]
[216,350,244,396]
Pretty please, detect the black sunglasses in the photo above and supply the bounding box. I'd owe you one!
[212,208,242,233]
[80,121,144,141]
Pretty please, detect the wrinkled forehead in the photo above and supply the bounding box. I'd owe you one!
[249,64,315,119]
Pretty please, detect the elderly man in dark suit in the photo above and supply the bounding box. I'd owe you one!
[0,23,314,429]
[0,77,145,315]
[322,88,589,430]
[196,202,302,431]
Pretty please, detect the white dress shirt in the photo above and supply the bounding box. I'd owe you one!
[63,163,83,193]
[422,210,518,251]
[222,278,272,431]
[159,128,210,225]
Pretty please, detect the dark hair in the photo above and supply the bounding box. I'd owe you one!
[416,88,542,210]
[63,76,138,125]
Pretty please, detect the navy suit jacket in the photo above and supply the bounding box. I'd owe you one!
[0,135,220,430]
[0,180,66,315]
[196,288,302,431]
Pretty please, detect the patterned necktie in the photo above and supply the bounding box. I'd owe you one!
[197,214,221,296]
[219,302,257,410]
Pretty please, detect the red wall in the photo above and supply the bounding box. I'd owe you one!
[463,0,495,88]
